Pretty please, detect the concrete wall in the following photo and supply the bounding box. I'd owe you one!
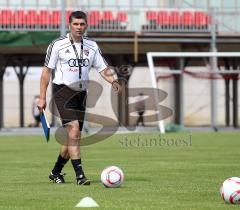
[3,66,239,127]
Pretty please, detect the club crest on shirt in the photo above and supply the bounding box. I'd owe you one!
[83,49,89,56]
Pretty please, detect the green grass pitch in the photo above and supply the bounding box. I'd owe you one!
[0,132,240,210]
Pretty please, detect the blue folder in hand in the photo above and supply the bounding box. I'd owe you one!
[40,110,50,142]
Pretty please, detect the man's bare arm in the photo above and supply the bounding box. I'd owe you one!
[38,66,52,112]
[100,68,122,93]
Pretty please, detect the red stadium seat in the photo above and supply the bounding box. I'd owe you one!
[157,11,170,25]
[88,11,101,26]
[26,10,38,26]
[194,11,210,27]
[116,12,127,22]
[0,9,13,25]
[0,10,3,25]
[39,10,51,27]
[52,10,60,26]
[65,10,72,25]
[116,12,128,29]
[102,11,116,30]
[102,11,114,21]
[169,11,181,26]
[182,11,194,26]
[13,10,26,26]
[146,11,157,21]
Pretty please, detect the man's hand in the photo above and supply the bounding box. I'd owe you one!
[37,98,46,113]
[112,80,122,94]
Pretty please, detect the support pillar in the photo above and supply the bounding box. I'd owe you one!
[232,59,239,128]
[224,60,230,126]
[14,63,29,127]
[210,8,218,131]
[174,58,184,126]
[232,78,238,128]
[0,66,6,129]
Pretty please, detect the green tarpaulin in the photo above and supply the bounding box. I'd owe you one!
[0,31,60,47]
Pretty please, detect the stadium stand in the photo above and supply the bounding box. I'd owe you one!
[142,9,211,32]
[0,9,128,31]
[0,8,211,32]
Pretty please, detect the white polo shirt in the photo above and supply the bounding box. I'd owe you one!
[44,33,108,90]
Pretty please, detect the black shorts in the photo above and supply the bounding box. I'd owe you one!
[53,84,87,131]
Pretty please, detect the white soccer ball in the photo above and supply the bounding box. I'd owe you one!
[101,166,124,188]
[220,177,240,204]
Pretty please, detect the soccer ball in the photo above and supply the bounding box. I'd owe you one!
[100,166,124,188]
[220,177,240,204]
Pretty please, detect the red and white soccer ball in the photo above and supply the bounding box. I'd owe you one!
[101,166,124,188]
[220,177,240,204]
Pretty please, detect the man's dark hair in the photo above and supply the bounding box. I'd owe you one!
[69,11,87,23]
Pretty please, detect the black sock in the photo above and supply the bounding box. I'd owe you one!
[52,155,69,175]
[71,159,85,179]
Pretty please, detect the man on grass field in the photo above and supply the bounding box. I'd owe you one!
[38,11,121,185]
